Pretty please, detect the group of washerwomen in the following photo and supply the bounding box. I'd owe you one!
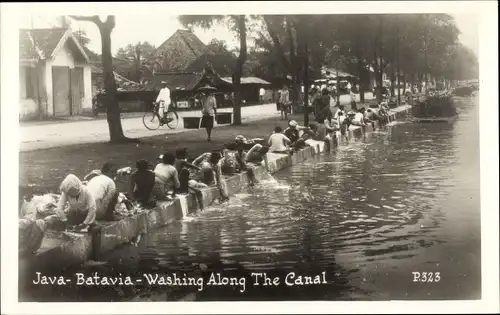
[268,87,391,154]
[20,89,391,254]
[31,136,274,236]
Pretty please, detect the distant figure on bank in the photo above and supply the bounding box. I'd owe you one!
[53,174,96,231]
[279,85,291,120]
[130,159,156,208]
[350,90,357,110]
[259,88,265,102]
[268,126,291,154]
[86,162,119,221]
[200,90,217,142]
[154,152,180,200]
[156,81,171,126]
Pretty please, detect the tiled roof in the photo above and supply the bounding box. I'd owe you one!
[151,29,209,72]
[148,71,205,92]
[221,77,271,85]
[19,28,67,60]
[176,29,207,58]
[321,67,358,79]
[186,51,237,77]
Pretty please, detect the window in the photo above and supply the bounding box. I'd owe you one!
[25,67,36,99]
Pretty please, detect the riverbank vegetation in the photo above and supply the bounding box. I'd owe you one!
[412,94,457,118]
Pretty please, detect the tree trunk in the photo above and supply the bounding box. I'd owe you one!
[396,69,401,104]
[376,70,384,103]
[233,15,247,126]
[390,70,396,97]
[358,61,366,103]
[135,45,141,82]
[303,38,309,126]
[99,19,126,142]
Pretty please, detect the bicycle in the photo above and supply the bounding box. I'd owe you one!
[142,101,179,130]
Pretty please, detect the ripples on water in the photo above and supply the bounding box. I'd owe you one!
[24,97,481,301]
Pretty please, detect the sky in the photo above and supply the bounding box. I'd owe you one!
[18,10,479,58]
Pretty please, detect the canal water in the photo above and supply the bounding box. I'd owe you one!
[22,96,480,302]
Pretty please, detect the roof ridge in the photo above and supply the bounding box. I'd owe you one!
[177,29,206,59]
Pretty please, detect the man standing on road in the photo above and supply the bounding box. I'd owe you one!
[259,87,265,102]
[156,81,171,126]
[200,91,217,142]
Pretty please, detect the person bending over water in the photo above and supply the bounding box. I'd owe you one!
[86,162,120,221]
[284,120,309,150]
[154,152,180,200]
[52,174,97,231]
[174,148,202,194]
[193,150,229,202]
[351,108,367,126]
[130,159,156,208]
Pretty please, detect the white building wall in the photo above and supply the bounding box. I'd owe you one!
[19,65,49,119]
[75,61,92,111]
[44,42,92,115]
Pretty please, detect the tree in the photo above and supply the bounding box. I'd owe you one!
[206,39,230,54]
[179,15,248,125]
[70,15,134,143]
[73,29,91,47]
[115,42,156,82]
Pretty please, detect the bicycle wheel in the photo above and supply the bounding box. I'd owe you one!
[143,111,160,130]
[165,111,179,129]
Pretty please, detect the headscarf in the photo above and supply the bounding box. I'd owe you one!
[60,174,83,197]
[235,135,246,143]
[289,120,298,128]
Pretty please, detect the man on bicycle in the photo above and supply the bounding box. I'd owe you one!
[156,81,172,125]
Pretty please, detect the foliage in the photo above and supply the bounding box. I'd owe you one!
[115,42,156,82]
[412,94,457,117]
[206,39,230,54]
[178,15,250,125]
[73,29,91,47]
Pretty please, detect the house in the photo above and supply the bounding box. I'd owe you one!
[149,66,232,109]
[19,28,92,119]
[147,29,272,106]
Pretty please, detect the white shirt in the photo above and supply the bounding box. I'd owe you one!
[353,112,364,124]
[86,175,116,202]
[259,88,265,96]
[268,133,290,152]
[156,87,171,105]
[201,95,217,116]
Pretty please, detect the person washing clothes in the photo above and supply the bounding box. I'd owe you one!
[130,159,156,208]
[192,150,229,202]
[154,152,180,200]
[51,174,97,232]
[268,126,291,154]
[86,162,120,221]
[156,81,172,126]
[351,108,367,126]
[284,120,309,148]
